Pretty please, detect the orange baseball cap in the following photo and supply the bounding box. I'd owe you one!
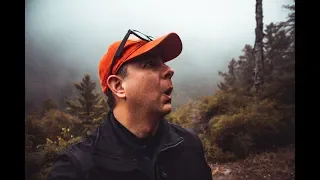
[98,32,183,94]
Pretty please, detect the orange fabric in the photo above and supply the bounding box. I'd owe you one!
[98,32,183,94]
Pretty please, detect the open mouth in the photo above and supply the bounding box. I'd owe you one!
[164,87,173,96]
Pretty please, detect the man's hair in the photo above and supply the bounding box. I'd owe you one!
[107,63,129,109]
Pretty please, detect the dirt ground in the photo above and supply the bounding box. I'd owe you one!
[209,145,295,180]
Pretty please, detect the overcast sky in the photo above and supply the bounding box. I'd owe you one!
[25,0,294,107]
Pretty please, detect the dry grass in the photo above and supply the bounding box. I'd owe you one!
[210,145,295,180]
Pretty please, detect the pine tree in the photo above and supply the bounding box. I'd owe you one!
[217,53,253,95]
[217,59,237,92]
[261,4,295,104]
[194,3,295,161]
[65,73,108,126]
[217,3,294,102]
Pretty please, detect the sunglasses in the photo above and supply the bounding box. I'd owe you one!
[109,29,155,76]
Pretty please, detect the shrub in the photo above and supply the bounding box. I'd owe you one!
[25,116,47,148]
[35,135,83,180]
[38,109,83,141]
[199,133,236,162]
[25,110,85,180]
[171,89,295,162]
[167,90,253,133]
[203,97,293,161]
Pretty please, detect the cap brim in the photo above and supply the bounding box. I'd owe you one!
[126,32,183,63]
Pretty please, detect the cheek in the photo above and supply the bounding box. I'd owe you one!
[126,74,160,98]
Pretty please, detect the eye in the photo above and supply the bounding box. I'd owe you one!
[143,60,160,68]
[143,61,152,68]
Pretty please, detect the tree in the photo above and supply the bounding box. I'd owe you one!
[217,58,237,92]
[42,97,58,113]
[217,46,255,95]
[218,1,294,99]
[261,4,295,104]
[252,0,265,94]
[65,73,108,128]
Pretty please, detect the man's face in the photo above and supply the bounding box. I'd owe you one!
[122,55,174,116]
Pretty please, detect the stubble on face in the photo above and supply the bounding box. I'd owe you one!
[123,56,174,116]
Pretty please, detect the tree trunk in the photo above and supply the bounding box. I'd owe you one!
[252,0,264,94]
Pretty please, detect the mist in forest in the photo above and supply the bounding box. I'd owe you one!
[25,0,294,111]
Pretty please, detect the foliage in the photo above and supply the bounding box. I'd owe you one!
[169,4,295,162]
[25,73,110,180]
[26,134,82,180]
[39,109,83,140]
[25,109,84,180]
[25,115,47,148]
[42,97,58,112]
[171,90,294,162]
[167,90,254,134]
[65,73,108,135]
[25,3,295,179]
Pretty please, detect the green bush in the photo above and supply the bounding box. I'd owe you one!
[230,132,253,158]
[25,110,86,180]
[166,90,253,133]
[201,95,294,161]
[38,109,83,141]
[29,134,83,180]
[199,133,236,162]
[171,89,294,162]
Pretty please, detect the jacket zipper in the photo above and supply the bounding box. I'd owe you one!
[153,138,184,179]
[159,138,184,153]
[134,139,184,180]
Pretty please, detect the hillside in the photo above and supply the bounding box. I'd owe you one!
[25,4,295,180]
[210,145,295,180]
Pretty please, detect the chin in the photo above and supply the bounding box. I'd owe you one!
[161,103,172,115]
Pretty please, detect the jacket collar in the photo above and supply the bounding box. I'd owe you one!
[92,111,184,174]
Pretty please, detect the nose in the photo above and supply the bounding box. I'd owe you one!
[163,65,174,79]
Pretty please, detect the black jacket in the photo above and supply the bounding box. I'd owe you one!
[48,112,212,180]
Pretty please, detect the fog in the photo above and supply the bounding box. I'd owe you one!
[25,0,294,110]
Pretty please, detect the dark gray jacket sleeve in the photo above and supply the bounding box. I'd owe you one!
[188,128,213,180]
[47,151,80,180]
[198,139,213,180]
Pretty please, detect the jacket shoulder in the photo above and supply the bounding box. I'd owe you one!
[48,126,100,180]
[167,122,213,180]
[168,122,197,136]
[168,122,202,147]
[66,126,101,170]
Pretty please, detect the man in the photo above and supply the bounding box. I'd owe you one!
[48,29,212,180]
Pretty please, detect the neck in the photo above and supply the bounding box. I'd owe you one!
[113,105,162,139]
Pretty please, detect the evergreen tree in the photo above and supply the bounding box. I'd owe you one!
[217,58,237,92]
[218,4,295,102]
[217,46,255,95]
[261,4,295,104]
[65,73,108,133]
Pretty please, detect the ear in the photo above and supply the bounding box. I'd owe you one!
[106,75,126,99]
